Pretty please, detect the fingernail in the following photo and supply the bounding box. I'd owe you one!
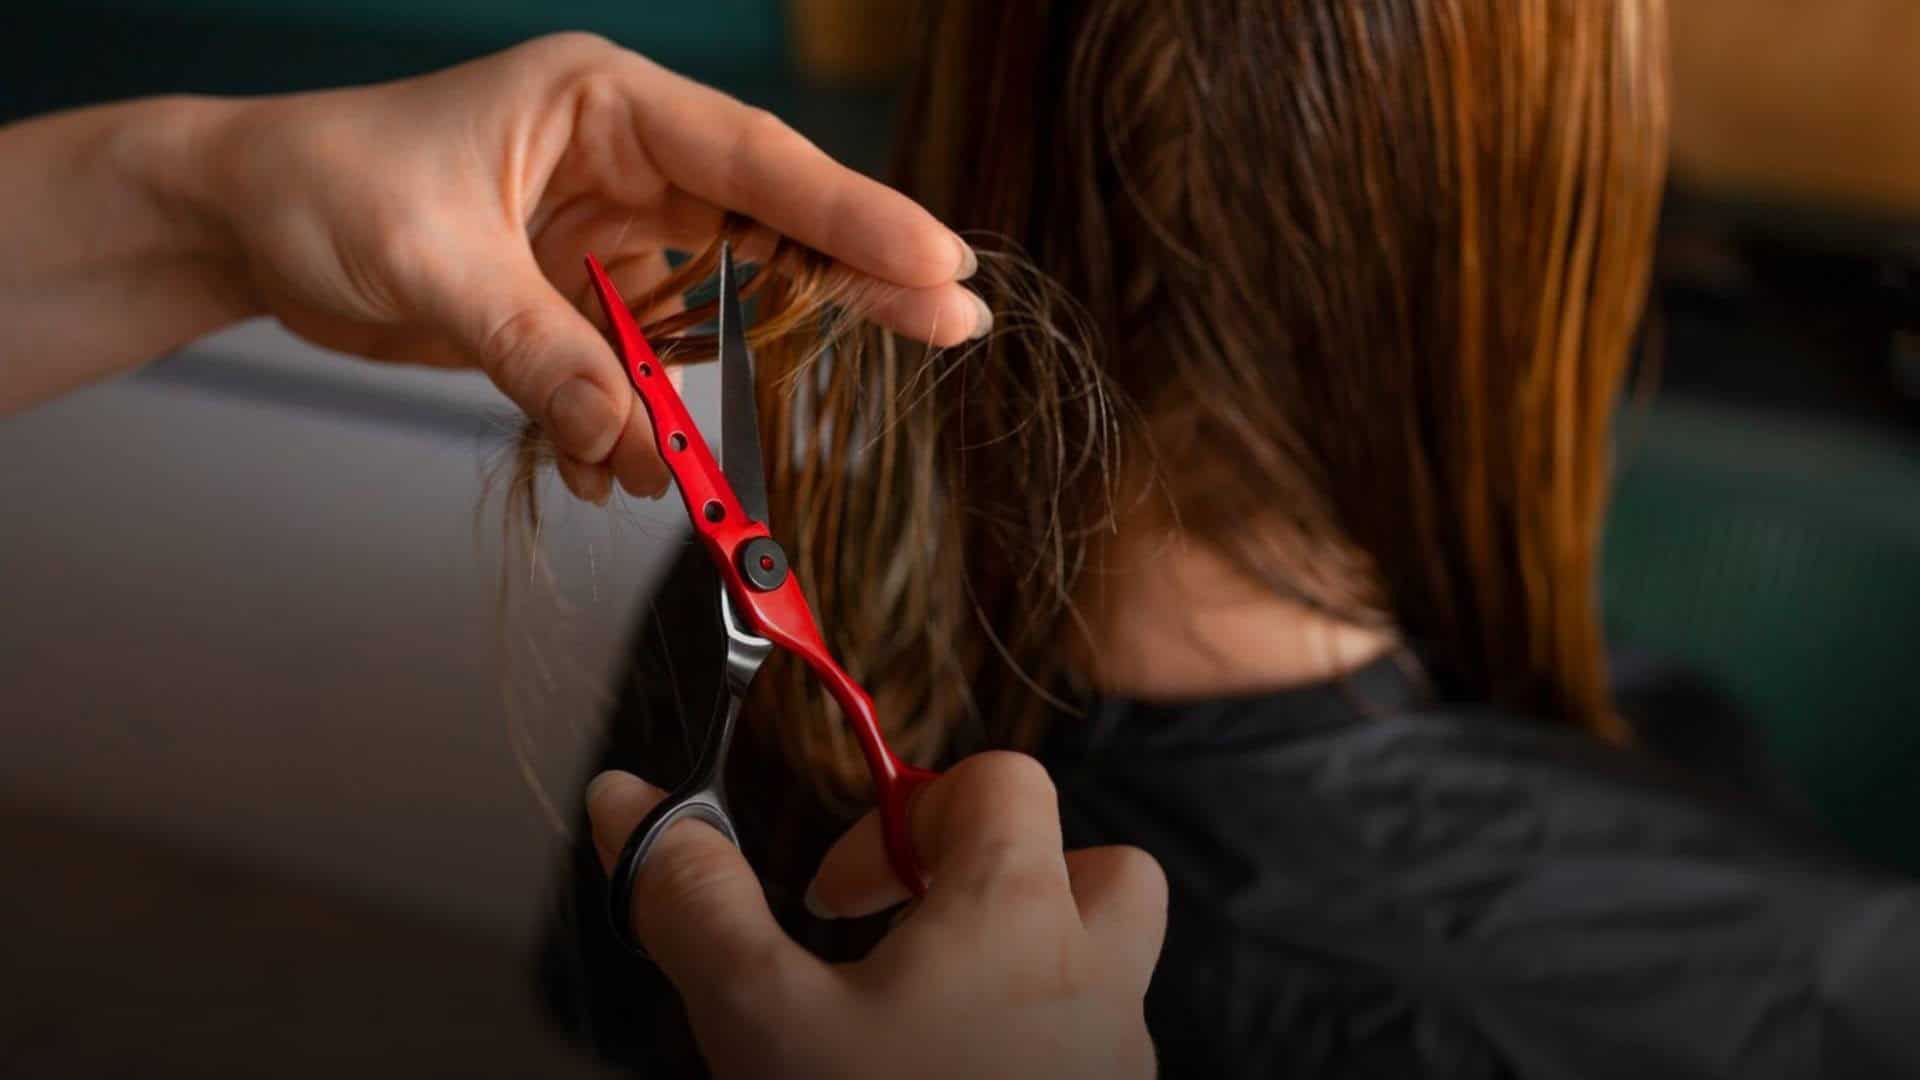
[803,879,834,920]
[954,235,979,281]
[547,378,618,461]
[967,290,993,340]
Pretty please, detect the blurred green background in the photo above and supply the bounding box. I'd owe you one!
[2,1,894,169]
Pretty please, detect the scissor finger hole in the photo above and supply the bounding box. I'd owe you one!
[609,795,741,955]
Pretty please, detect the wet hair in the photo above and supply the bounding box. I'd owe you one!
[513,0,1670,815]
[507,219,1123,812]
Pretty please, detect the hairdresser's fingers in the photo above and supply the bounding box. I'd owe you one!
[805,752,1071,922]
[585,770,817,1003]
[804,807,898,919]
[608,402,671,498]
[865,281,993,349]
[564,205,986,350]
[1063,846,1168,991]
[805,818,1154,937]
[619,55,973,290]
[556,456,613,505]
[421,242,634,467]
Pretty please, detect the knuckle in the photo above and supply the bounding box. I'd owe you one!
[318,212,429,325]
[499,33,624,100]
[727,107,800,188]
[479,305,559,390]
[521,30,615,63]
[368,219,434,288]
[939,752,1063,869]
[1108,845,1169,906]
[963,750,1058,805]
[568,68,626,121]
[738,106,794,147]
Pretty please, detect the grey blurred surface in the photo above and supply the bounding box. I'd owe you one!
[0,319,699,943]
[0,800,618,1077]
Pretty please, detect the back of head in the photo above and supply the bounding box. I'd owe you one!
[886,0,1670,737]
[733,0,1670,813]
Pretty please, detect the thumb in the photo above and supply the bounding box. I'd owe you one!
[585,771,811,1004]
[422,247,659,487]
[804,752,1066,921]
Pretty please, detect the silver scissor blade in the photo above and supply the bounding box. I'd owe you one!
[717,243,770,527]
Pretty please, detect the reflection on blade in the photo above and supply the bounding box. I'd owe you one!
[718,243,770,526]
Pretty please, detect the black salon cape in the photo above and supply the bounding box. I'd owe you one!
[1039,658,1920,1079]
[537,568,1920,1078]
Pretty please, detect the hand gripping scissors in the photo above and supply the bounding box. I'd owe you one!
[584,244,939,951]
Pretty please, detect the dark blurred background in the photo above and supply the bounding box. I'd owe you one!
[1,1,1915,1075]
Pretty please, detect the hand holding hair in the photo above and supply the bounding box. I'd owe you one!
[0,34,987,500]
[586,751,1166,1080]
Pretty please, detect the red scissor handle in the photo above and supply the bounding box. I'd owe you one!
[584,255,937,896]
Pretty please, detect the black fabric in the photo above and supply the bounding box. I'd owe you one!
[1043,658,1920,1078]
[537,563,1920,1077]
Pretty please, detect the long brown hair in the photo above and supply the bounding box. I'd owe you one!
[519,0,1669,817]
[861,0,1669,753]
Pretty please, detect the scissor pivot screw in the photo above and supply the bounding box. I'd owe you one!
[739,537,789,590]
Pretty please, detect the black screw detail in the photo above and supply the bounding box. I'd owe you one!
[703,501,725,523]
[738,537,789,591]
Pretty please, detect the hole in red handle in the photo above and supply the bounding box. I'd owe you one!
[638,362,653,378]
[703,501,725,523]
[668,432,687,452]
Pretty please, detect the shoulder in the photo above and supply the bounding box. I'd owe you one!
[1048,700,1920,1077]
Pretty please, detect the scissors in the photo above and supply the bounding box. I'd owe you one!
[585,244,939,951]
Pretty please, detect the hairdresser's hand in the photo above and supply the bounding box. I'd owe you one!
[587,753,1166,1080]
[194,34,982,499]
